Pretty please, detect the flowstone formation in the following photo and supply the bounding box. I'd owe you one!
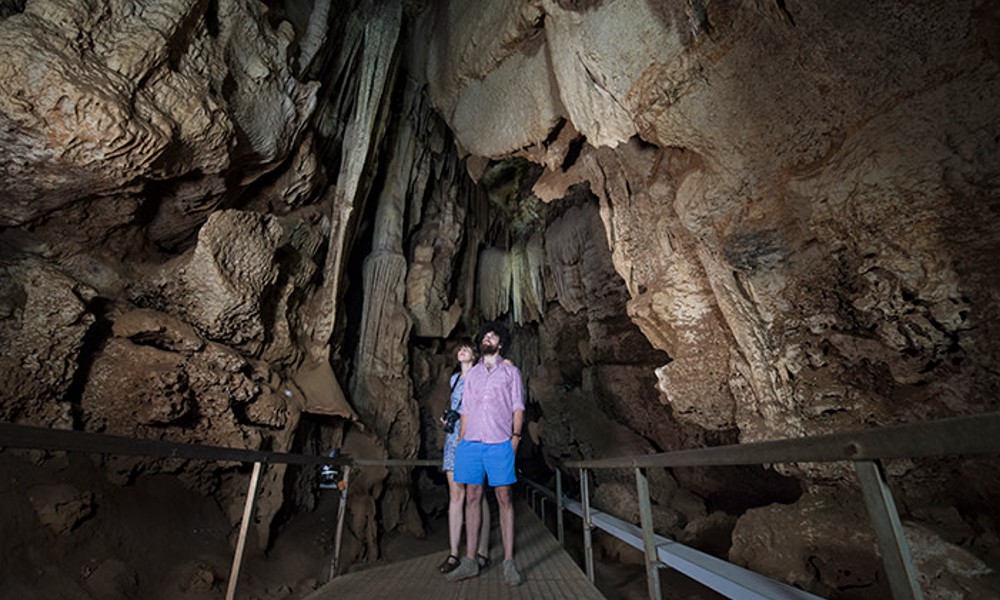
[1,1,999,598]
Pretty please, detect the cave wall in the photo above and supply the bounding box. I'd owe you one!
[0,0,383,567]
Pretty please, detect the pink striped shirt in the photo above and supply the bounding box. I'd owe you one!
[460,359,524,444]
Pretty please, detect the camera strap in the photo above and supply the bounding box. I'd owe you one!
[450,373,463,411]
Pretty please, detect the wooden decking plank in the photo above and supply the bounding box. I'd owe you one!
[303,501,604,600]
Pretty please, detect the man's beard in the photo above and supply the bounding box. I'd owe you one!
[480,341,499,356]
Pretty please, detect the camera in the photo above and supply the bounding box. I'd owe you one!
[441,409,460,434]
[318,449,341,490]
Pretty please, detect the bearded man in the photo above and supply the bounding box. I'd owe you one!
[446,321,525,586]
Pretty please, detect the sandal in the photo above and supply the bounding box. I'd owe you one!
[477,553,491,569]
[438,554,460,574]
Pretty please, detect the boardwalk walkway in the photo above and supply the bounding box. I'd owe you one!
[303,501,605,600]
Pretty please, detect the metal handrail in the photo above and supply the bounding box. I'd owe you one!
[0,422,439,467]
[520,477,822,600]
[0,421,438,599]
[549,411,1000,600]
[564,411,1000,469]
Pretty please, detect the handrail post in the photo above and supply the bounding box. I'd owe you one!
[226,461,263,600]
[635,467,663,600]
[854,460,924,600]
[329,465,353,580]
[580,467,595,583]
[556,469,565,545]
[540,495,546,523]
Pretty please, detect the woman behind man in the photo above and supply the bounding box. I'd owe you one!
[438,342,491,574]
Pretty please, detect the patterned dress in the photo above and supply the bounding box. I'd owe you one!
[442,372,464,471]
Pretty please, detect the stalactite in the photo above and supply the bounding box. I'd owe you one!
[310,0,401,356]
[406,91,445,238]
[510,233,546,324]
[544,204,588,314]
[477,246,512,320]
[456,178,486,319]
[404,103,467,337]
[296,0,331,76]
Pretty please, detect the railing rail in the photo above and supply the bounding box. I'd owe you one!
[543,411,1000,600]
[0,422,438,599]
[0,422,439,467]
[564,411,1000,469]
[521,477,822,600]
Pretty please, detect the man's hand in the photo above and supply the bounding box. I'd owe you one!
[511,410,524,454]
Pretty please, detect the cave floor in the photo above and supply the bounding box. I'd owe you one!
[302,501,605,600]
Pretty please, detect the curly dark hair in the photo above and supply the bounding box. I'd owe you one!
[475,320,512,356]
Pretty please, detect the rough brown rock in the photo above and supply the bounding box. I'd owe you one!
[82,558,139,600]
[27,483,95,535]
[0,253,95,427]
[130,210,284,354]
[731,488,1000,599]
[425,0,565,157]
[0,0,308,224]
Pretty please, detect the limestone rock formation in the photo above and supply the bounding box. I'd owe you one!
[0,252,95,427]
[1,0,999,597]
[130,210,284,354]
[405,147,466,338]
[0,0,316,234]
[731,489,1000,599]
[421,0,1000,452]
[27,483,95,535]
[426,1,565,157]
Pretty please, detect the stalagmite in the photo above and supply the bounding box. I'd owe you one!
[351,77,419,448]
[355,253,410,378]
[349,77,433,544]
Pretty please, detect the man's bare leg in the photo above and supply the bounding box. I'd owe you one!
[464,483,484,560]
[446,472,465,559]
[447,482,484,581]
[478,491,491,558]
[495,484,514,560]
[495,484,522,585]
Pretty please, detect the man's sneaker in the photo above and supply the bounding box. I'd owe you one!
[503,559,522,586]
[445,556,479,582]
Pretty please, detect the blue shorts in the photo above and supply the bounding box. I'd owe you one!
[453,440,516,487]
